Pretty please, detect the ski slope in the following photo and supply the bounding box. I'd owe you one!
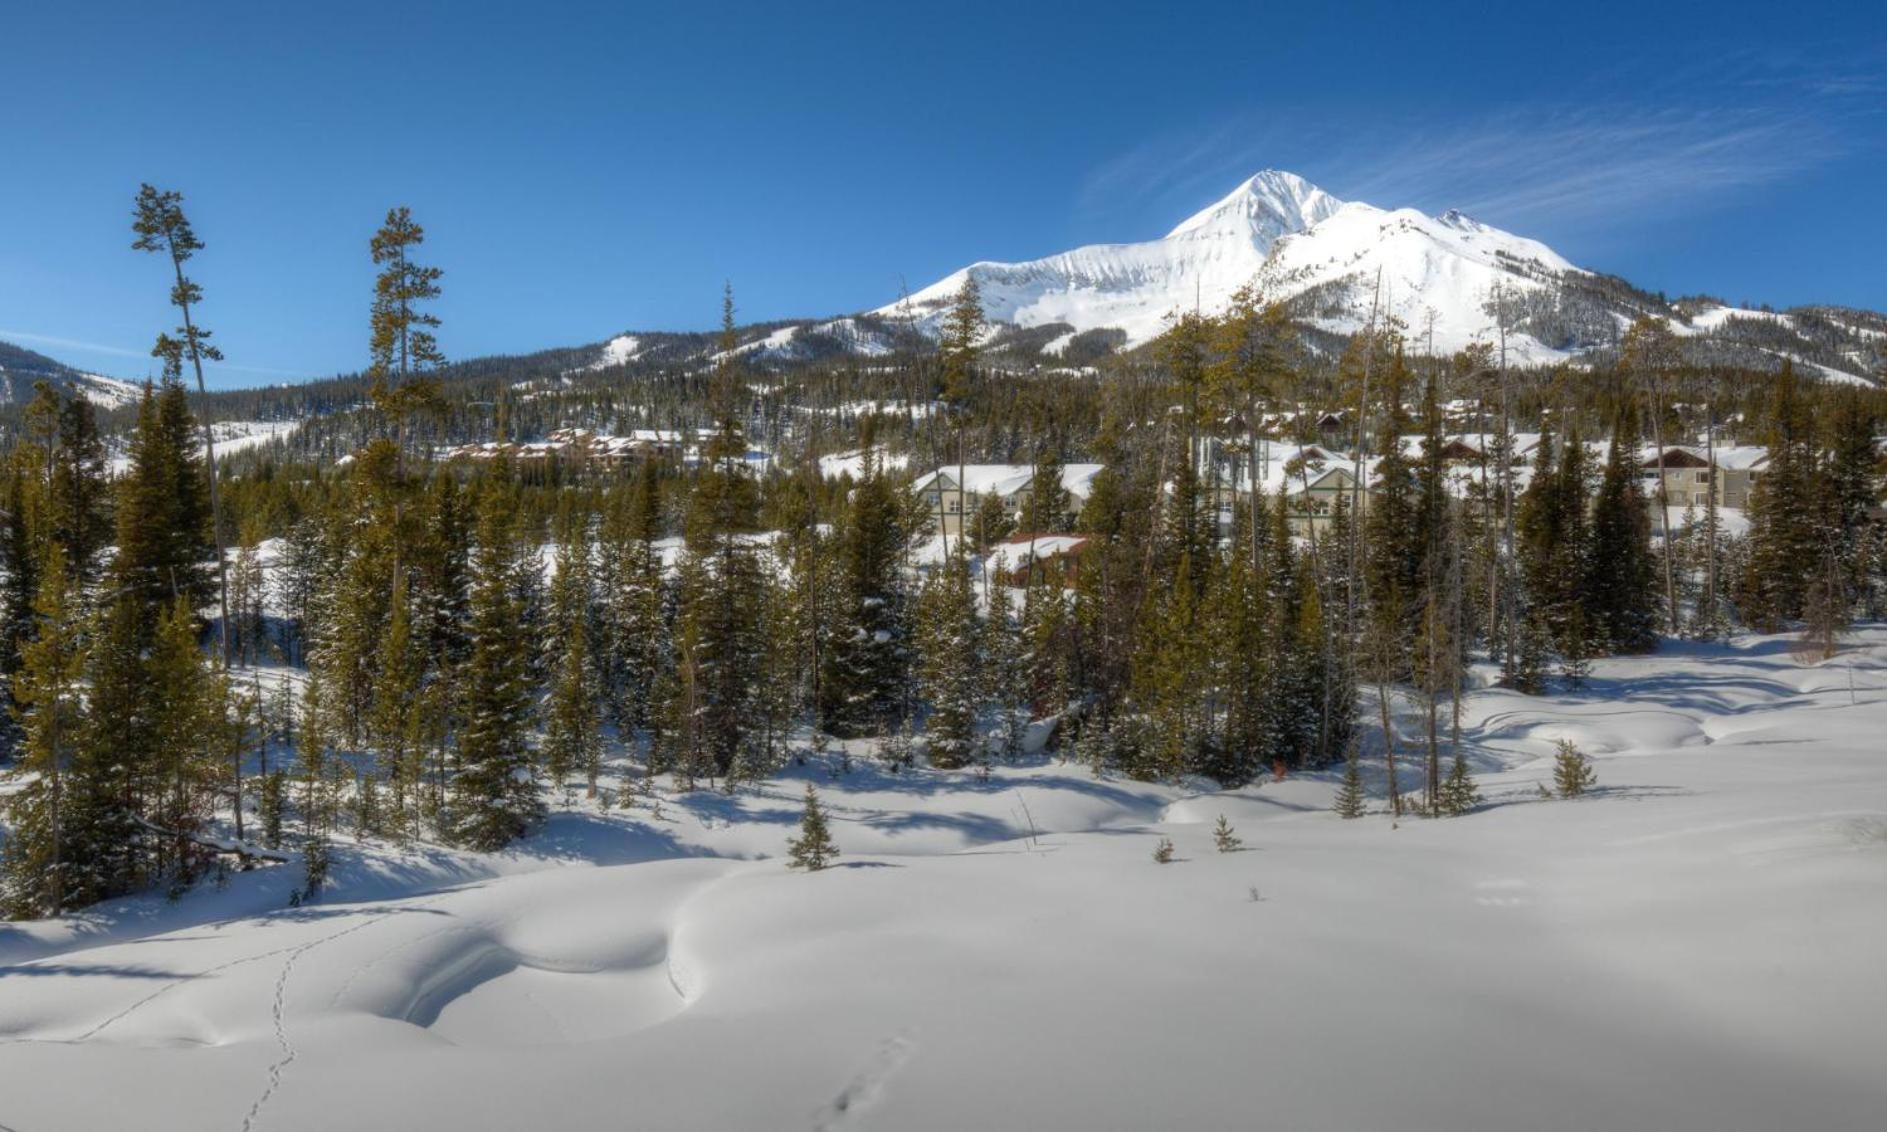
[3,631,1885,1131]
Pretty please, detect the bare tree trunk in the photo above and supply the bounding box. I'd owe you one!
[1425,601,1441,813]
[1496,283,1518,669]
[1704,397,1720,633]
[1377,671,1400,819]
[1647,370,1678,635]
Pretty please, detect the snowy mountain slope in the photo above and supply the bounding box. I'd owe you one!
[0,339,145,408]
[872,171,1884,381]
[876,170,1586,362]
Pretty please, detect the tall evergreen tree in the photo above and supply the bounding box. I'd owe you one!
[114,378,216,635]
[1586,410,1657,654]
[668,286,769,781]
[1739,364,1821,629]
[367,206,447,459]
[144,599,227,887]
[820,464,909,736]
[600,459,667,731]
[133,184,232,663]
[543,516,602,797]
[914,551,982,769]
[452,463,542,849]
[0,554,87,916]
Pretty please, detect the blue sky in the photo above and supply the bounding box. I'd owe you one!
[3,0,1883,388]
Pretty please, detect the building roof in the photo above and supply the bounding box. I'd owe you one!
[912,463,1105,499]
[982,534,1090,577]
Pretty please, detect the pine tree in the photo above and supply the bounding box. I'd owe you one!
[1364,355,1421,607]
[1509,612,1550,696]
[543,522,602,798]
[914,551,982,769]
[319,443,420,748]
[1517,423,1592,652]
[1333,748,1366,819]
[600,459,667,731]
[1622,317,1683,634]
[258,770,287,851]
[1739,364,1821,629]
[786,783,839,870]
[0,554,87,917]
[144,598,227,888]
[1552,739,1596,798]
[452,464,543,849]
[1586,411,1657,654]
[133,184,232,662]
[820,463,908,736]
[939,276,984,557]
[367,206,446,461]
[229,517,267,665]
[749,570,803,784]
[670,286,769,780]
[1131,553,1206,781]
[113,377,216,635]
[1795,553,1848,665]
[1212,814,1242,852]
[1824,391,1881,612]
[370,568,424,835]
[1201,510,1269,787]
[74,598,154,898]
[1440,750,1481,816]
[0,464,44,751]
[1151,837,1176,864]
[1021,443,1072,533]
[1017,568,1072,723]
[47,394,109,582]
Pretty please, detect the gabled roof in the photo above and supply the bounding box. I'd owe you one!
[911,464,1105,499]
[1640,445,1769,471]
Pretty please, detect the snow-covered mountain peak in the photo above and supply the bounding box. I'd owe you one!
[877,169,1594,356]
[1164,169,1344,242]
[861,171,1880,381]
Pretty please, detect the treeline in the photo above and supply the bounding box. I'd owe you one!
[1,191,1884,920]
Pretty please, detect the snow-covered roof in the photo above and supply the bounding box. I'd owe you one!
[1641,444,1769,471]
[911,463,1105,500]
[1710,445,1771,471]
[982,534,1089,577]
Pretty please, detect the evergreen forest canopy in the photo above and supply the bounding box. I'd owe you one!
[1,187,1884,919]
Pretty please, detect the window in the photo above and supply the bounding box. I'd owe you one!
[1695,471,1709,484]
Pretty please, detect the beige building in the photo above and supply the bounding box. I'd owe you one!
[912,463,1105,537]
[1641,445,1769,511]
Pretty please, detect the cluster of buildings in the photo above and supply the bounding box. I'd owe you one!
[439,428,774,475]
[440,427,702,469]
[897,436,1805,589]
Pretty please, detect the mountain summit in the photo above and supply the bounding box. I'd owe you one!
[877,170,1586,362]
[1163,169,1344,240]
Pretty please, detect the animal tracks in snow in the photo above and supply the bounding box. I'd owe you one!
[814,1032,916,1130]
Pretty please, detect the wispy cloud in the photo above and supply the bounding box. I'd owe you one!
[1340,105,1843,223]
[1078,46,1882,239]
[0,329,154,361]
[0,328,319,381]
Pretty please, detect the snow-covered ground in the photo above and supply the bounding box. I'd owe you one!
[107,419,301,475]
[4,631,1886,1130]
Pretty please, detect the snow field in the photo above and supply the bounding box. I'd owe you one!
[2,630,1885,1130]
